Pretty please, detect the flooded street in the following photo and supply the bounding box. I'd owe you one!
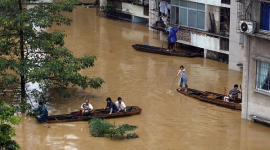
[14,6,270,150]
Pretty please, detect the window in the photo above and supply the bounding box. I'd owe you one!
[171,0,205,30]
[256,60,270,93]
[260,2,270,31]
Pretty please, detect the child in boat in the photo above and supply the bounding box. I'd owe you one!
[223,84,241,102]
[176,65,188,92]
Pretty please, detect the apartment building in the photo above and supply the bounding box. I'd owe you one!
[100,0,149,23]
[236,0,270,120]
[149,0,245,72]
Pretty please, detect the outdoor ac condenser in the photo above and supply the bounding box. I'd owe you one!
[239,20,256,34]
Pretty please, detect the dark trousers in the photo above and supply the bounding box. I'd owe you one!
[168,41,175,50]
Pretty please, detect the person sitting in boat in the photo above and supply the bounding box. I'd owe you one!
[32,102,48,123]
[104,97,119,114]
[115,97,126,112]
[223,84,241,102]
[80,99,94,116]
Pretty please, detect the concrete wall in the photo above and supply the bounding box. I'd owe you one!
[206,5,221,33]
[242,36,270,120]
[122,2,149,19]
[229,0,244,72]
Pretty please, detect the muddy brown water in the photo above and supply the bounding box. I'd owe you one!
[13,6,270,150]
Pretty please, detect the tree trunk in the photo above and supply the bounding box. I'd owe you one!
[18,0,26,101]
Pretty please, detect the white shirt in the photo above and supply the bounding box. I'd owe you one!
[178,69,187,77]
[81,103,93,110]
[115,101,126,111]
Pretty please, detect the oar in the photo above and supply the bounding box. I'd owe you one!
[170,76,178,91]
[45,122,51,128]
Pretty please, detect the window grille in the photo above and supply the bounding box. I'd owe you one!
[256,60,270,93]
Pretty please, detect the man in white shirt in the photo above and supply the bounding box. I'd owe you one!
[80,99,94,115]
[115,97,126,112]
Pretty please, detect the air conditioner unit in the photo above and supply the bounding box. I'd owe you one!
[239,20,256,34]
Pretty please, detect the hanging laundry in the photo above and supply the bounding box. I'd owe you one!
[159,1,167,14]
[159,1,170,15]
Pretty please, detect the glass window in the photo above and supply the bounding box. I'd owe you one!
[171,0,179,6]
[197,3,205,11]
[176,7,179,24]
[171,6,176,24]
[197,11,205,29]
[171,0,205,30]
[180,8,187,26]
[256,60,270,93]
[188,10,196,28]
[260,2,270,30]
[180,1,187,7]
[187,2,197,9]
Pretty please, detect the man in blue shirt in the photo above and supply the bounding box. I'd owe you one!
[224,84,241,102]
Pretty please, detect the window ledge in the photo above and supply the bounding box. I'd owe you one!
[254,89,270,97]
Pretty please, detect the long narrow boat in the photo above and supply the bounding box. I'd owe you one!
[45,106,142,123]
[132,44,203,58]
[176,88,242,110]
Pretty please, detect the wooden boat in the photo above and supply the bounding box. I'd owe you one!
[176,88,242,110]
[132,44,203,58]
[45,106,142,123]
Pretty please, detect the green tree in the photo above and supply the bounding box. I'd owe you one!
[0,0,104,102]
[0,101,21,150]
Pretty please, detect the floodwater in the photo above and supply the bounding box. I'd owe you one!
[13,6,270,150]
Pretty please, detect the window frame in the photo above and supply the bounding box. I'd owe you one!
[171,0,205,30]
[260,2,270,31]
[255,59,270,94]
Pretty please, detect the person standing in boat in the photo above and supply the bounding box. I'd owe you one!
[223,84,241,102]
[115,97,126,112]
[176,65,188,92]
[167,25,180,52]
[104,97,119,114]
[32,102,48,123]
[80,99,94,116]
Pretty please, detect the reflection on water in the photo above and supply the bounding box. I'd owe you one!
[14,6,270,150]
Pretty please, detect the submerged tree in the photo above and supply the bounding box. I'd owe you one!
[0,101,21,149]
[0,0,104,102]
[88,118,138,139]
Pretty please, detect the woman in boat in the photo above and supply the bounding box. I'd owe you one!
[176,65,188,92]
[115,97,126,112]
[167,25,180,52]
[32,102,48,123]
[104,97,119,114]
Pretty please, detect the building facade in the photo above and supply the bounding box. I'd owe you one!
[237,0,270,120]
[149,0,245,72]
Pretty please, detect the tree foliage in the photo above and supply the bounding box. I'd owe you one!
[0,101,21,150]
[0,0,104,101]
[88,118,138,139]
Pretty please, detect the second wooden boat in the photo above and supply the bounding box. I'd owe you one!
[132,44,203,58]
[45,106,142,123]
[176,88,242,110]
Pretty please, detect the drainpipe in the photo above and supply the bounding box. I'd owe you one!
[246,36,251,119]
